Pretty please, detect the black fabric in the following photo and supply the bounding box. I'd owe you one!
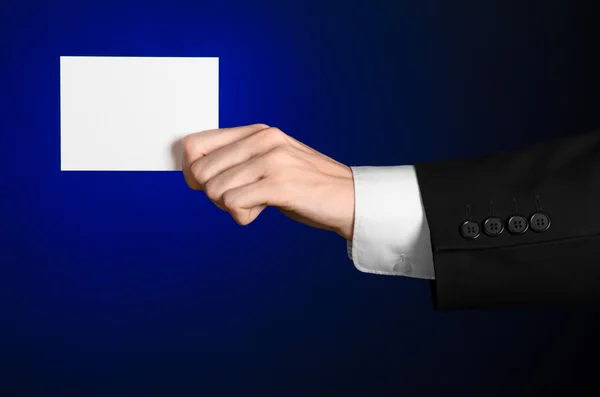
[415,130,600,309]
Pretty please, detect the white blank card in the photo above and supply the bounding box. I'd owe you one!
[60,56,219,171]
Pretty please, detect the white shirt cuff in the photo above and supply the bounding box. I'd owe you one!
[347,165,435,280]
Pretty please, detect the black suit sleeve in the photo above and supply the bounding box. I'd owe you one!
[414,130,600,309]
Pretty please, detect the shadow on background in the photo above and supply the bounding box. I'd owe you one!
[171,137,183,170]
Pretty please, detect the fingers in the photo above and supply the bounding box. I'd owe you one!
[221,178,280,225]
[188,127,290,190]
[182,123,269,189]
[200,147,291,208]
[181,124,300,227]
[183,123,269,161]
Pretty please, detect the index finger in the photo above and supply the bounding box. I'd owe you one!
[182,124,270,163]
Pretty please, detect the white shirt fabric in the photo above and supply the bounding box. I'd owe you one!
[347,166,436,279]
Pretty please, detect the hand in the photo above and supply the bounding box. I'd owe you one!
[181,124,355,240]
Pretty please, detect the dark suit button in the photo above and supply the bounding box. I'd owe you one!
[530,212,551,232]
[507,215,528,234]
[483,217,504,236]
[460,220,480,239]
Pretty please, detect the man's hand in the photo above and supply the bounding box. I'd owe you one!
[181,124,355,240]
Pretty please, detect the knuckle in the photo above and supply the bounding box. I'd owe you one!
[204,179,220,200]
[266,146,289,164]
[190,161,210,185]
[262,127,287,144]
[253,123,270,130]
[234,216,251,226]
[184,173,202,191]
[181,134,197,158]
[222,190,237,210]
[230,209,250,226]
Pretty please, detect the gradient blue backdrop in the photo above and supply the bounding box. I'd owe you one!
[2,0,599,395]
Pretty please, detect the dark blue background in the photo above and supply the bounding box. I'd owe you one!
[2,0,599,395]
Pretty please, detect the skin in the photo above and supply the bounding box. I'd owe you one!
[181,124,355,241]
